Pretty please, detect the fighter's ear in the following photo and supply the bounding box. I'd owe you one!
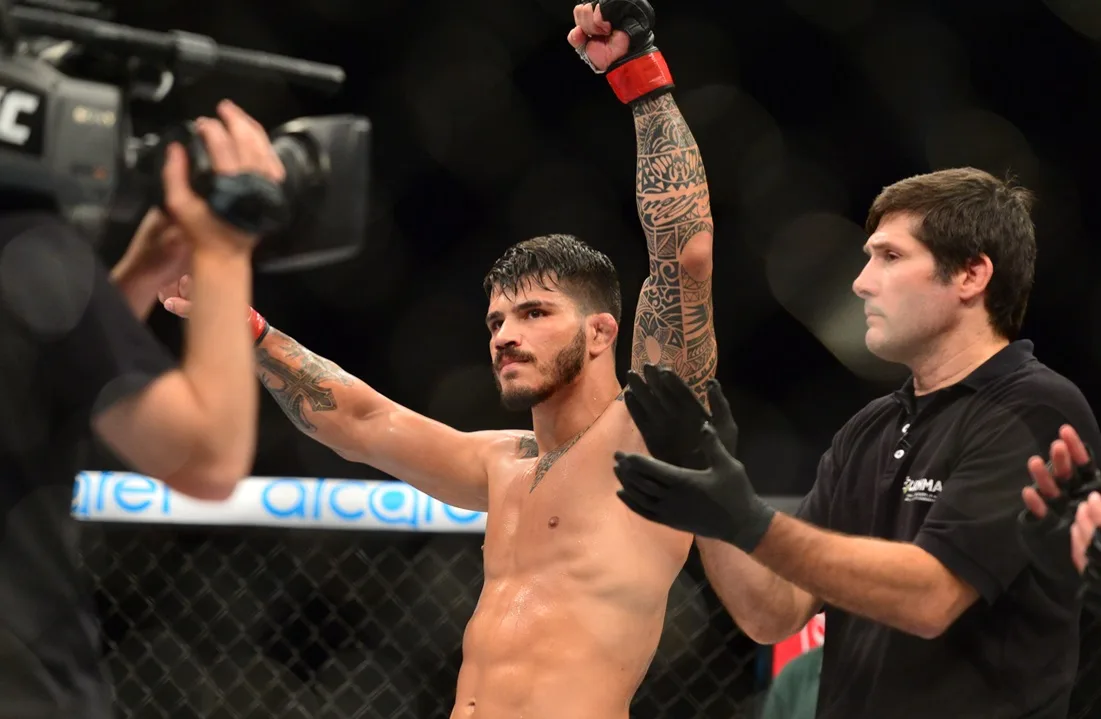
[587,312,618,355]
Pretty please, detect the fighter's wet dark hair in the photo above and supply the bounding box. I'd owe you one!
[483,234,622,325]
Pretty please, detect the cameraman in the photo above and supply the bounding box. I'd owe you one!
[0,100,279,719]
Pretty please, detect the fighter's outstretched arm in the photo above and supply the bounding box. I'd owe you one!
[159,282,512,512]
[253,326,514,511]
[628,92,717,398]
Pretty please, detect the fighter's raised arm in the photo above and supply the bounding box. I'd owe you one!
[569,1,717,399]
[158,279,518,511]
[629,91,716,394]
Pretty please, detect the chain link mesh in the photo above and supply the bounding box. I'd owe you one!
[80,524,1101,718]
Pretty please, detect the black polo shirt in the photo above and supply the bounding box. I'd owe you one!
[797,340,1100,719]
[0,211,175,718]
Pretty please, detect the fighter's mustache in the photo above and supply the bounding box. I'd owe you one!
[495,350,535,371]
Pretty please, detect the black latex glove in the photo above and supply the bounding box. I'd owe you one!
[1017,447,1101,586]
[614,421,776,553]
[624,364,738,470]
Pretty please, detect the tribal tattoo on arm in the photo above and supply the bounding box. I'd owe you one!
[256,328,355,434]
[629,93,717,401]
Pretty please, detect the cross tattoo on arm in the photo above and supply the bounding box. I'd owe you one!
[256,333,355,434]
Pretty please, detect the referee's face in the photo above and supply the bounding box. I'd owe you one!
[852,213,959,364]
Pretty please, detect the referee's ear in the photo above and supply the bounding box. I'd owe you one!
[957,253,993,303]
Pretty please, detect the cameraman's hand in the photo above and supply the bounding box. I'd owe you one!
[163,100,284,254]
[158,274,193,318]
[112,210,189,287]
[111,210,191,319]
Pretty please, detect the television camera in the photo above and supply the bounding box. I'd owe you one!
[0,0,369,272]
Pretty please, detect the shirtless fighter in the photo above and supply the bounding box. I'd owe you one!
[159,2,716,716]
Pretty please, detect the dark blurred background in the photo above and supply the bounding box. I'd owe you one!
[76,1,1101,717]
[92,0,1101,495]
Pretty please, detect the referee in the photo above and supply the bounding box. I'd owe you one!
[0,101,277,719]
[613,168,1100,718]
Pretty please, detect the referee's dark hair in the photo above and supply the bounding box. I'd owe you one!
[865,167,1036,340]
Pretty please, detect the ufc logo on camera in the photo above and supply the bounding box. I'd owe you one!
[0,86,44,155]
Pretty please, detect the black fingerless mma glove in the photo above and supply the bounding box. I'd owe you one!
[595,0,675,104]
[1018,450,1101,582]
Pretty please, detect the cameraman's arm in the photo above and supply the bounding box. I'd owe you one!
[110,264,166,321]
[19,207,251,500]
[95,107,274,498]
[94,240,256,499]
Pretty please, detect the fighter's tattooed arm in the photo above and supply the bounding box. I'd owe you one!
[629,93,717,402]
[255,327,356,434]
[254,327,506,511]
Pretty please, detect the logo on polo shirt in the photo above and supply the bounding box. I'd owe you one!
[901,476,942,503]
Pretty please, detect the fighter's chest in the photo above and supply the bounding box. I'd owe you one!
[504,442,612,523]
[483,433,629,567]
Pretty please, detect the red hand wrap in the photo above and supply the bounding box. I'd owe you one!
[606,50,674,105]
[247,307,269,344]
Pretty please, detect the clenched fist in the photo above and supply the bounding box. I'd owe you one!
[567,1,673,106]
[568,3,630,73]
